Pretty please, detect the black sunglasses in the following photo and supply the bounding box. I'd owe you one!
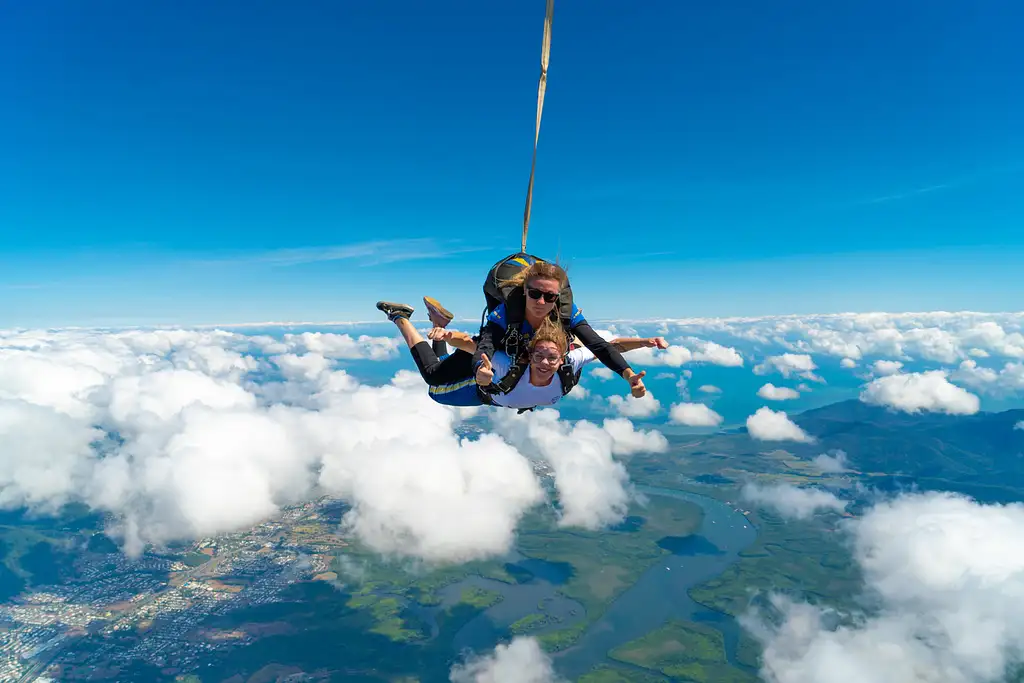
[527,287,559,304]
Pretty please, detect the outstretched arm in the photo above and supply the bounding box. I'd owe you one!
[610,336,669,353]
[571,323,646,397]
[572,322,631,374]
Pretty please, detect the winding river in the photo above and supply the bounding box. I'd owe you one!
[416,485,759,678]
[553,485,758,678]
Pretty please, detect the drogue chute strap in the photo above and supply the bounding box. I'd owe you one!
[521,0,554,253]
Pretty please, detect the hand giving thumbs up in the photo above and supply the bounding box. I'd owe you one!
[476,354,494,386]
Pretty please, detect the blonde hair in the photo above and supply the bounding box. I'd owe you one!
[528,317,569,356]
[499,260,568,291]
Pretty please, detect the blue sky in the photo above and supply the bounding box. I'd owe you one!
[2,1,1023,328]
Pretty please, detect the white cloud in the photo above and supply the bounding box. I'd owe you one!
[746,407,814,443]
[740,482,848,519]
[300,380,546,565]
[0,327,559,564]
[676,375,691,400]
[450,636,561,683]
[563,384,589,400]
[951,360,1024,397]
[840,357,858,369]
[600,337,733,370]
[754,354,822,382]
[757,383,800,401]
[321,426,543,564]
[959,321,1024,359]
[106,405,323,550]
[812,450,849,473]
[743,491,1024,683]
[698,384,722,394]
[860,370,980,415]
[169,342,259,381]
[669,402,724,427]
[1015,420,1024,430]
[647,312,1024,366]
[624,344,693,367]
[871,359,904,376]
[0,400,104,512]
[0,348,109,418]
[271,353,333,382]
[104,369,256,427]
[491,410,663,530]
[689,340,744,367]
[278,331,400,361]
[600,417,670,455]
[898,327,962,364]
[949,359,1000,389]
[597,324,638,339]
[608,392,662,418]
[590,366,614,381]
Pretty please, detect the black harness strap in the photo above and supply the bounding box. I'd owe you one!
[492,290,580,396]
[490,354,530,395]
[501,292,529,360]
[556,361,581,396]
[513,361,580,415]
[484,353,580,411]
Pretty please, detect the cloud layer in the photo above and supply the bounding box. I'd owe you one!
[652,311,1024,365]
[604,311,1024,416]
[745,491,1024,683]
[491,411,665,529]
[0,327,663,562]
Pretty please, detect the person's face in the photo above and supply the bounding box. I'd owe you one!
[525,277,560,320]
[529,340,562,381]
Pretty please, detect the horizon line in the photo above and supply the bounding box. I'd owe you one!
[3,309,1024,333]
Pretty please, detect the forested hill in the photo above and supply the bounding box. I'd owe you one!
[787,399,1024,502]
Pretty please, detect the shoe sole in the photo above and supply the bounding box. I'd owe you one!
[376,301,414,317]
[423,297,454,324]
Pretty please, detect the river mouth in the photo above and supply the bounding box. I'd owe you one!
[552,486,758,678]
[406,485,760,678]
[397,556,589,653]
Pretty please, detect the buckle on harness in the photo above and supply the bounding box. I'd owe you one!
[504,328,521,360]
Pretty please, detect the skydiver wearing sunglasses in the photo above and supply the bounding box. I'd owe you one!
[468,260,648,399]
[375,298,663,410]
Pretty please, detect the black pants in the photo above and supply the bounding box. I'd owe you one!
[409,342,475,386]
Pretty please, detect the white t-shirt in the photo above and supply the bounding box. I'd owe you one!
[489,347,598,409]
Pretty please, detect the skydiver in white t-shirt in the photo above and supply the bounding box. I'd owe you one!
[377,298,667,410]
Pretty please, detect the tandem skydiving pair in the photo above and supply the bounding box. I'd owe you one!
[376,253,661,412]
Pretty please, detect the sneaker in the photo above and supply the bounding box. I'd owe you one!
[423,296,454,328]
[376,301,414,322]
